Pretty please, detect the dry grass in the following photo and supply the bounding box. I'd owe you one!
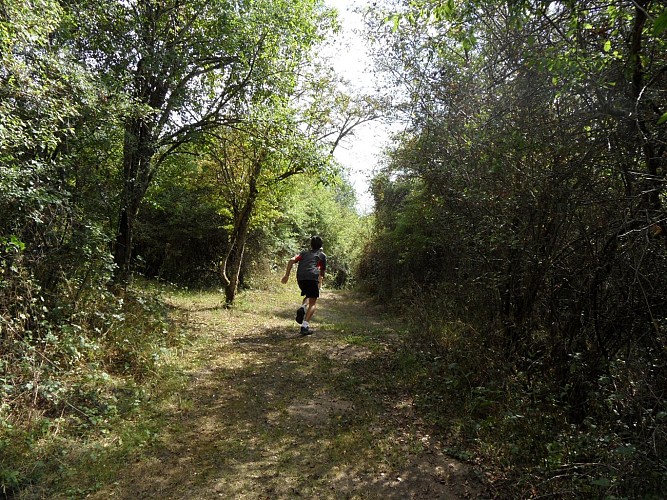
[24,281,488,499]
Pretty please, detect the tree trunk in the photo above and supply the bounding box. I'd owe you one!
[113,118,154,283]
[220,153,264,304]
[222,200,254,304]
[113,207,133,283]
[223,235,248,304]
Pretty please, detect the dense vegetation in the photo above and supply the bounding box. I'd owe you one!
[360,0,667,496]
[2,0,666,497]
[1,0,370,494]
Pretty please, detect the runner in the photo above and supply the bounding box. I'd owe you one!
[281,235,326,335]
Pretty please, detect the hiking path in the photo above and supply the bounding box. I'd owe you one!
[88,286,489,499]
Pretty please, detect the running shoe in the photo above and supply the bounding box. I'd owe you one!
[295,305,306,324]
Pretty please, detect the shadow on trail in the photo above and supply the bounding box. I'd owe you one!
[90,291,487,499]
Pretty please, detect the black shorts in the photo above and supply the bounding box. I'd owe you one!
[298,280,320,298]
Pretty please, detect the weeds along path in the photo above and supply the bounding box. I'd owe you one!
[89,285,487,499]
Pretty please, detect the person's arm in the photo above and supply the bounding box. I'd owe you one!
[281,256,298,284]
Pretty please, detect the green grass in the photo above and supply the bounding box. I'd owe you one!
[8,278,492,499]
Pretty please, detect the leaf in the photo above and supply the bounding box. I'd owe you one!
[603,40,611,52]
[392,14,400,32]
[653,9,667,36]
[614,444,636,457]
[433,0,455,21]
[658,111,667,126]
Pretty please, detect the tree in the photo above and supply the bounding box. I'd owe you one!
[1,0,115,318]
[369,0,667,366]
[204,111,316,304]
[363,0,667,494]
[205,94,360,303]
[57,0,338,282]
[200,56,381,303]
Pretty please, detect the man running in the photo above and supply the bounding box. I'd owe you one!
[281,235,326,335]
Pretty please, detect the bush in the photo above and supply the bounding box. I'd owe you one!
[0,279,179,494]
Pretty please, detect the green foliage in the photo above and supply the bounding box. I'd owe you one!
[363,0,667,496]
[55,0,340,279]
[654,9,667,35]
[134,153,229,286]
[133,120,371,292]
[270,174,373,288]
[0,4,189,494]
[0,0,371,495]
[0,283,181,495]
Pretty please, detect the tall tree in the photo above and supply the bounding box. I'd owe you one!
[58,0,337,282]
[1,0,112,312]
[368,0,667,352]
[363,0,667,494]
[207,85,376,303]
[198,50,381,303]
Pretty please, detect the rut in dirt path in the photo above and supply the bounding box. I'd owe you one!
[88,288,488,499]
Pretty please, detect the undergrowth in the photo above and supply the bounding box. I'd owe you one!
[0,278,187,497]
[387,288,667,499]
[4,272,665,498]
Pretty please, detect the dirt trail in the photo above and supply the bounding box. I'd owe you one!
[88,287,488,499]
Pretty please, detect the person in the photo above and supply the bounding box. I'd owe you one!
[281,235,326,335]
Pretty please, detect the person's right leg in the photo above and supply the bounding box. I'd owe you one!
[304,297,317,322]
[300,297,318,335]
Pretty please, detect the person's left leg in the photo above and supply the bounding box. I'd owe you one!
[296,296,308,324]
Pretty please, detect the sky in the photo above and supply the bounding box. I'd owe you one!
[321,0,393,214]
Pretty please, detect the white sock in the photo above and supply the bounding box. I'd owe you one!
[302,320,309,328]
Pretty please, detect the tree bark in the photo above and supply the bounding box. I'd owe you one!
[220,153,264,304]
[113,117,155,283]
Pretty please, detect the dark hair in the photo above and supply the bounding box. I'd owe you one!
[310,235,323,250]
